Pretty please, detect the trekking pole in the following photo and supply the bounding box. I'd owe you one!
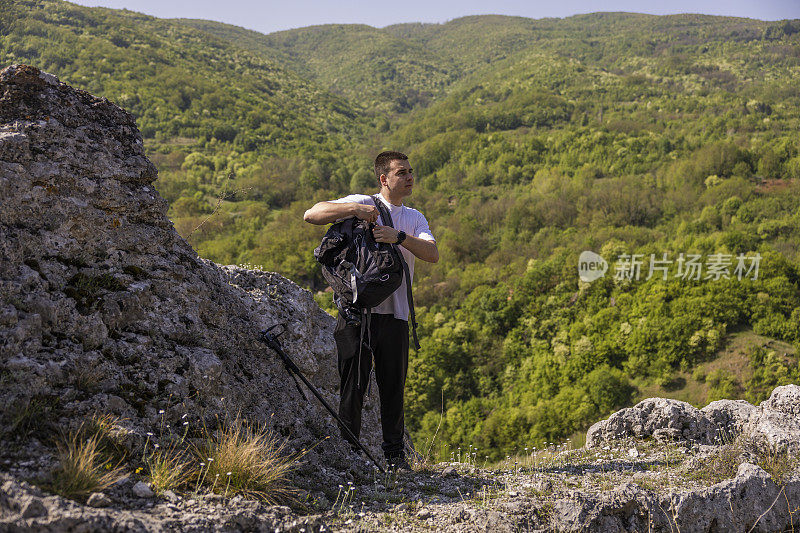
[260,324,386,474]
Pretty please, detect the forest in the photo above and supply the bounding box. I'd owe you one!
[3,0,800,459]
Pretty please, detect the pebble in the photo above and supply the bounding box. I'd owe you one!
[132,481,154,498]
[20,499,47,518]
[441,466,457,477]
[395,503,408,512]
[87,492,112,507]
[416,508,432,519]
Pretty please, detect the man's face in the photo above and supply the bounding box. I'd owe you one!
[382,159,414,197]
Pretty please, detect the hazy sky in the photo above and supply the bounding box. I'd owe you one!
[68,0,800,35]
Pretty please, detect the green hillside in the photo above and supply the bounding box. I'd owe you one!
[3,1,800,460]
[381,15,800,457]
[177,19,457,114]
[1,0,364,151]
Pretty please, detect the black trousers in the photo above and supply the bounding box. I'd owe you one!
[334,312,408,458]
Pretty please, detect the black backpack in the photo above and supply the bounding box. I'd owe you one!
[314,195,419,357]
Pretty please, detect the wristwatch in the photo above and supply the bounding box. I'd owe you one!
[395,231,406,245]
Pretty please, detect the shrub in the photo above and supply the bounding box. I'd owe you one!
[706,368,739,402]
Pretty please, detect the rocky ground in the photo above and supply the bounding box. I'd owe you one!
[1,64,799,532]
[2,424,799,532]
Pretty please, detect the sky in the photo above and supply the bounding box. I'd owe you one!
[67,0,800,35]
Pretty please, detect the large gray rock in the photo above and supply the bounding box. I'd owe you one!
[668,463,794,533]
[701,399,757,441]
[744,385,800,454]
[759,384,800,416]
[587,385,800,453]
[0,65,384,488]
[586,398,716,448]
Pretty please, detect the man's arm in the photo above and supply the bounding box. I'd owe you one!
[303,201,378,225]
[401,234,439,263]
[372,226,439,263]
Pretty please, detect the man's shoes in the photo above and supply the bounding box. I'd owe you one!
[387,455,413,473]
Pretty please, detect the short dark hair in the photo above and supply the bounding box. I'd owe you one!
[374,151,408,180]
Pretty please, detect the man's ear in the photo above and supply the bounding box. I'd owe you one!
[379,174,387,187]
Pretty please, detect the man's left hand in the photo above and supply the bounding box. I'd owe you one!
[372,225,399,244]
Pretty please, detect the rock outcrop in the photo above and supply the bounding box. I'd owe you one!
[547,462,800,532]
[586,385,800,454]
[0,64,385,488]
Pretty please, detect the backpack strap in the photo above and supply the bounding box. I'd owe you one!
[357,307,372,392]
[371,195,420,350]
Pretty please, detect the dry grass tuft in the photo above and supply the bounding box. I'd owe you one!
[81,413,128,463]
[689,430,800,486]
[689,441,743,484]
[743,438,799,486]
[48,426,126,500]
[196,416,303,503]
[146,446,195,495]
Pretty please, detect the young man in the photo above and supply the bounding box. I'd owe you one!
[303,151,438,471]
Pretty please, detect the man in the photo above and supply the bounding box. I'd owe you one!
[303,151,438,471]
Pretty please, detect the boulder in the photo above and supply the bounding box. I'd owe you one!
[0,65,384,489]
[586,398,716,448]
[587,385,800,453]
[745,385,800,454]
[701,399,757,441]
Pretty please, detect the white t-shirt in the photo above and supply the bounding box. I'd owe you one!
[330,192,435,321]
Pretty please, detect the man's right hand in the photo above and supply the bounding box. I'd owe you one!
[353,203,378,223]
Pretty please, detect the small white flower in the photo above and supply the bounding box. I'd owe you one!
[146,432,153,436]
[158,410,164,414]
[181,414,188,419]
[183,421,189,426]
[226,472,232,476]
